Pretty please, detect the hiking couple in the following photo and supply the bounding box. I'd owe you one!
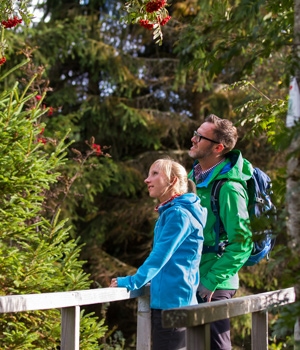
[110,114,253,350]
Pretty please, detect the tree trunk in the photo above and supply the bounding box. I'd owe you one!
[289,1,300,349]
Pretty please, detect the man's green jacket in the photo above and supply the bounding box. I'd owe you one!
[189,150,253,291]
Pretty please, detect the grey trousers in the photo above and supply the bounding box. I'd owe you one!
[209,289,236,350]
[151,308,186,350]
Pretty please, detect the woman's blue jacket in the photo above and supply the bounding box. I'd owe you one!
[117,193,207,310]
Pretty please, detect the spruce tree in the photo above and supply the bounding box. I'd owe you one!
[0,4,109,346]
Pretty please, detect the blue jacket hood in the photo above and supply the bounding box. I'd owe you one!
[158,192,207,226]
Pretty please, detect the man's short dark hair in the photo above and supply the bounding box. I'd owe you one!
[205,114,238,152]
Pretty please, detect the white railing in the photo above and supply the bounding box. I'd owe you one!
[0,285,151,350]
[162,287,296,350]
[0,286,295,350]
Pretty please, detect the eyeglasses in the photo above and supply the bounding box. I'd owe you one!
[193,131,220,144]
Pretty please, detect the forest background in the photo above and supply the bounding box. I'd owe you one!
[0,0,300,349]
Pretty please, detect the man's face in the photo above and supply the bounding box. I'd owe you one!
[188,122,219,160]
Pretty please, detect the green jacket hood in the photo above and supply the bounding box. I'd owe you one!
[192,150,253,189]
[220,149,253,182]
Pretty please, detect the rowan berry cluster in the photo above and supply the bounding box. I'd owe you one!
[37,127,47,145]
[139,19,154,30]
[124,0,172,44]
[0,15,23,66]
[158,15,171,26]
[1,16,23,29]
[145,0,166,13]
[92,143,102,156]
[138,14,171,30]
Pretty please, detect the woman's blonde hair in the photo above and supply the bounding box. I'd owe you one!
[151,158,189,195]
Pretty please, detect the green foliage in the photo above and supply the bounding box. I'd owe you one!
[0,60,108,348]
[80,311,108,350]
[69,161,150,248]
[99,329,126,349]
[174,0,293,91]
[270,302,298,348]
[3,0,296,348]
[230,313,251,349]
[236,95,287,147]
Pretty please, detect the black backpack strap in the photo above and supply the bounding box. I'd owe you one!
[202,179,228,256]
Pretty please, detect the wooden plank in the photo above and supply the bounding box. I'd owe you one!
[162,287,295,328]
[61,306,80,350]
[186,324,210,350]
[0,286,148,313]
[136,294,151,350]
[252,311,268,350]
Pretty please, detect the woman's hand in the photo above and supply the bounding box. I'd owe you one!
[110,278,118,287]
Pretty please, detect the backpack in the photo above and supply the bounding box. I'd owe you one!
[204,167,276,266]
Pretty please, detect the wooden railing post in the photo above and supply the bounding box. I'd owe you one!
[136,292,151,350]
[186,324,210,350]
[61,306,80,350]
[294,317,300,350]
[252,310,268,350]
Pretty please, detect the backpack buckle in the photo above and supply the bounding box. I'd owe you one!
[217,240,229,257]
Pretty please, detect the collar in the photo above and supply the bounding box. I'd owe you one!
[154,194,180,212]
[194,158,225,183]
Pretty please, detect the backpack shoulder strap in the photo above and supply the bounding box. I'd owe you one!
[211,178,228,255]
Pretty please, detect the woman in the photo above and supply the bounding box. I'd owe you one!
[110,158,207,350]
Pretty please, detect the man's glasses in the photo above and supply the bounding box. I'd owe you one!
[193,131,219,144]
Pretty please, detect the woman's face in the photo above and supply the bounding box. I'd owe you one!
[144,163,172,203]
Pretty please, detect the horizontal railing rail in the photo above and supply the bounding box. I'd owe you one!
[162,287,296,350]
[0,285,151,350]
[0,286,295,350]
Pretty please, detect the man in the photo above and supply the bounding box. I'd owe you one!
[188,114,253,350]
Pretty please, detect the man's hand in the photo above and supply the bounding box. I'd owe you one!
[197,283,213,302]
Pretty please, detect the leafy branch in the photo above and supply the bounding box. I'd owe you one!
[123,0,172,45]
